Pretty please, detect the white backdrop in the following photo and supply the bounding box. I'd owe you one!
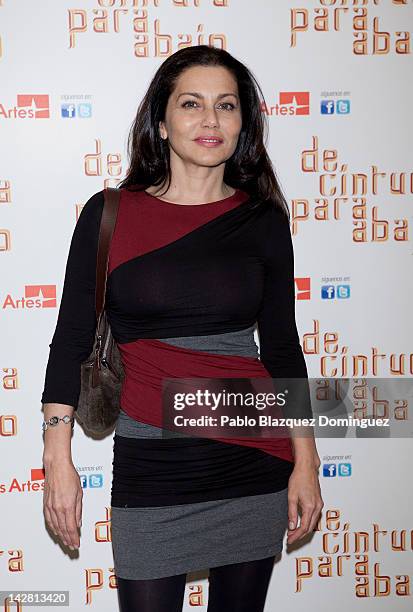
[1,0,412,610]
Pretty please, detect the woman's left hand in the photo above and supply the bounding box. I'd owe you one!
[286,458,324,545]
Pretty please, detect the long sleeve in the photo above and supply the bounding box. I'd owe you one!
[40,190,104,409]
[256,204,312,419]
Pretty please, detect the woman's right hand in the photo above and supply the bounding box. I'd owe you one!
[43,459,83,551]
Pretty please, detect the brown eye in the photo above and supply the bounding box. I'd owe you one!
[220,102,236,110]
[182,100,236,110]
[182,100,198,108]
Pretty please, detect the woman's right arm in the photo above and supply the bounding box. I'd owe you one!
[42,402,79,550]
[40,190,104,551]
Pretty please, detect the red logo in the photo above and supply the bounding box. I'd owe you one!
[14,94,50,118]
[295,277,311,300]
[2,285,57,309]
[31,468,45,481]
[25,285,56,307]
[279,92,310,115]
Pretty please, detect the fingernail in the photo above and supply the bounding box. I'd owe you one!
[289,521,295,529]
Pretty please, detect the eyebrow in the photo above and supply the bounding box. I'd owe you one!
[176,92,239,101]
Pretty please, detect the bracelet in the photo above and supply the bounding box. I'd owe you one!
[42,415,74,432]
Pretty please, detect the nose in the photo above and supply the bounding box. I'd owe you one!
[201,104,219,128]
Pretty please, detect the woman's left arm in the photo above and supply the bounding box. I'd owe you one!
[256,204,323,545]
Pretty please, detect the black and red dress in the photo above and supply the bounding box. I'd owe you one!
[41,186,309,580]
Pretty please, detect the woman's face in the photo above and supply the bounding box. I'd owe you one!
[159,65,242,169]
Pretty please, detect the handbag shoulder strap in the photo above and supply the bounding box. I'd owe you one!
[95,187,121,320]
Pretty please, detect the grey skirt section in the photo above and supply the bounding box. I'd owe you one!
[110,325,291,580]
[156,323,260,358]
[111,488,289,580]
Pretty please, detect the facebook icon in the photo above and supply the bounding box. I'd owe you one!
[321,285,335,299]
[321,100,335,115]
[323,463,337,477]
[61,103,76,118]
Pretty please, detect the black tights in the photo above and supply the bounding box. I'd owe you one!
[116,555,275,612]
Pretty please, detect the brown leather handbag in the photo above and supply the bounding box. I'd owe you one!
[75,187,125,434]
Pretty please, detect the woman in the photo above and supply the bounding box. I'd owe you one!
[41,45,323,612]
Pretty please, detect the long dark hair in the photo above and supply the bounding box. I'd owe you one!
[117,45,290,218]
